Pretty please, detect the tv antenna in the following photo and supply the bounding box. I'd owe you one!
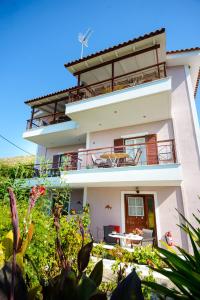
[78,28,93,59]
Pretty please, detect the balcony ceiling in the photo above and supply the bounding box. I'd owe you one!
[66,29,166,76]
[23,77,171,148]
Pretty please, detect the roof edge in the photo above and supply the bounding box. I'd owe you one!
[24,85,78,105]
[167,47,200,55]
[64,28,165,68]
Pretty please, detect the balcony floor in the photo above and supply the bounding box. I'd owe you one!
[61,163,182,187]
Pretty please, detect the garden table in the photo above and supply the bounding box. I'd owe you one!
[100,153,129,167]
[108,233,143,247]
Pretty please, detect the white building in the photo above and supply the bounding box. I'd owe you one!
[23,28,200,249]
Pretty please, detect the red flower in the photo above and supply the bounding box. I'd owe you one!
[28,185,46,214]
[30,185,46,198]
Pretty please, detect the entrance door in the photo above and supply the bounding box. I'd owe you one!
[124,194,156,233]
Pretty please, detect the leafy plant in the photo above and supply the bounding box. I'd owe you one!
[0,186,42,300]
[143,210,200,299]
[92,243,162,267]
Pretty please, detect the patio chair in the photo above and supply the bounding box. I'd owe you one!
[141,229,155,247]
[125,148,142,166]
[91,154,111,168]
[103,225,118,245]
[33,168,40,177]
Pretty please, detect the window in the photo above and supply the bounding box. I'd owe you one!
[128,196,144,217]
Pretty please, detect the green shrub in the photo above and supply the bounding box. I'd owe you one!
[143,209,200,299]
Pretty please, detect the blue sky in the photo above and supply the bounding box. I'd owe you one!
[0,0,200,158]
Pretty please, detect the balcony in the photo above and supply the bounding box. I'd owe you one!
[26,62,166,130]
[23,63,170,147]
[26,112,71,130]
[67,62,166,103]
[24,139,182,188]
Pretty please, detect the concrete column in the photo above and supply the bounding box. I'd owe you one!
[83,187,87,206]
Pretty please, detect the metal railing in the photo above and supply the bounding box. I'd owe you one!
[26,112,71,130]
[26,62,166,130]
[30,139,176,177]
[67,62,166,103]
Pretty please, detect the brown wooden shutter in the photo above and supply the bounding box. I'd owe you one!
[114,138,125,166]
[145,134,158,165]
[70,152,78,170]
[114,138,124,153]
[52,154,60,168]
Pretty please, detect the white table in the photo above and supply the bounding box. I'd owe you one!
[100,153,129,167]
[108,233,143,247]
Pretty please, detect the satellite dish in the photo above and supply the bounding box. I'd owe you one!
[78,28,93,58]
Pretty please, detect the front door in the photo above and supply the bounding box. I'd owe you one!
[124,194,156,233]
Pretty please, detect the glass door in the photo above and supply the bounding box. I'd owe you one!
[124,137,147,164]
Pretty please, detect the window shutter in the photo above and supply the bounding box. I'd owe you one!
[145,135,158,165]
[114,138,124,153]
[52,154,60,168]
[70,152,78,170]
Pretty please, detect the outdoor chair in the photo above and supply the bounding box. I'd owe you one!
[141,229,155,247]
[91,154,111,168]
[124,148,142,166]
[103,225,117,245]
[48,168,60,177]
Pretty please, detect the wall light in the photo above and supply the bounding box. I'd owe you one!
[136,187,140,194]
[105,204,112,210]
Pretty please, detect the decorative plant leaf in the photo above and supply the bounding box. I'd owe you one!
[110,269,144,300]
[0,262,28,300]
[150,267,199,296]
[188,231,200,269]
[142,280,187,299]
[27,285,42,300]
[19,223,34,256]
[76,274,97,300]
[89,292,107,300]
[89,259,103,287]
[159,240,176,253]
[157,247,198,275]
[78,241,93,273]
[43,269,77,299]
[16,253,24,271]
[176,246,196,268]
[2,231,13,260]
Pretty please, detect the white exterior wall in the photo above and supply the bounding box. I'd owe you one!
[87,186,187,248]
[168,66,200,226]
[88,119,174,149]
[36,143,86,163]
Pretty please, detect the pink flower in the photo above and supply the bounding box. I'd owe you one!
[28,185,46,214]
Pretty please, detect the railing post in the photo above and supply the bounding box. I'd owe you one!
[172,140,177,163]
[77,74,81,86]
[77,74,80,99]
[164,62,167,77]
[111,62,114,91]
[30,107,35,129]
[53,102,57,122]
[155,48,160,78]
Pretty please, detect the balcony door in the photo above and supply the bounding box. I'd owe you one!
[114,134,158,165]
[124,194,156,233]
[124,137,147,164]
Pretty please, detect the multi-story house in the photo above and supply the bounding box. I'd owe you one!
[23,28,200,249]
